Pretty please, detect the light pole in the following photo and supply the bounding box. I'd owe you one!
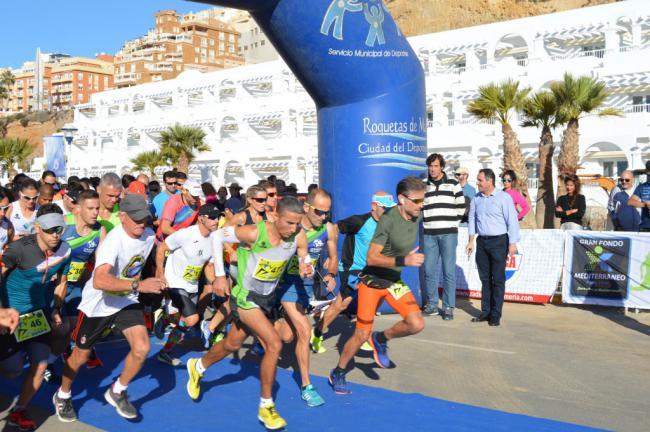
[61,123,77,181]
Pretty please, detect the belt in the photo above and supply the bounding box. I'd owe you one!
[478,233,507,240]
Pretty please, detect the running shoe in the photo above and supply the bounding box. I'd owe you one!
[104,387,138,419]
[370,331,391,368]
[210,331,225,346]
[258,404,287,430]
[200,320,212,350]
[43,367,61,385]
[328,369,351,395]
[360,341,373,352]
[86,349,103,369]
[301,384,325,407]
[8,408,37,431]
[310,329,326,354]
[186,358,203,400]
[157,350,182,367]
[52,392,77,423]
[250,340,265,356]
[153,308,167,340]
[422,303,439,316]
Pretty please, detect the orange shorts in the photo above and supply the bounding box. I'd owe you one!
[356,281,421,332]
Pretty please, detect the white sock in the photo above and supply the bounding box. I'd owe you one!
[57,388,72,399]
[112,378,128,394]
[260,397,274,408]
[195,359,206,375]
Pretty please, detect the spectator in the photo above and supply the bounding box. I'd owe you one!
[555,174,586,230]
[606,176,623,229]
[611,170,640,231]
[466,168,519,326]
[202,182,218,205]
[152,170,178,219]
[40,170,57,188]
[148,180,161,200]
[502,169,531,221]
[628,161,650,232]
[225,182,244,214]
[455,167,475,225]
[137,174,150,188]
[121,174,136,190]
[215,186,228,212]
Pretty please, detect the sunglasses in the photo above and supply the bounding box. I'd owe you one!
[251,197,268,203]
[454,173,461,178]
[306,203,331,217]
[502,178,512,183]
[21,194,40,202]
[43,226,64,235]
[0,204,10,211]
[619,178,631,183]
[165,182,177,186]
[267,192,277,198]
[404,196,425,205]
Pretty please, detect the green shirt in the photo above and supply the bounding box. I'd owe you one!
[363,207,420,283]
[98,204,121,233]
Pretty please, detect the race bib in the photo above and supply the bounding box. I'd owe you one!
[387,281,411,301]
[253,257,287,281]
[15,309,51,343]
[67,261,86,283]
[286,255,318,275]
[182,265,203,283]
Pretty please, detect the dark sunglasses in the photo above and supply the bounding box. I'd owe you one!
[404,196,425,205]
[21,194,40,202]
[502,178,513,183]
[306,203,331,217]
[619,178,631,183]
[251,197,268,203]
[165,182,177,186]
[267,192,277,198]
[454,173,461,178]
[43,226,64,235]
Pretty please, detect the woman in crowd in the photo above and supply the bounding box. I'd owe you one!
[555,174,586,230]
[502,169,531,221]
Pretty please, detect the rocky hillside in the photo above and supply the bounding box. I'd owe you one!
[1,110,73,157]
[386,0,618,36]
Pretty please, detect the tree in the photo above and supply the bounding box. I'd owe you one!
[521,90,566,229]
[159,124,209,174]
[551,73,622,199]
[0,137,33,177]
[0,70,16,107]
[130,150,166,179]
[467,79,536,227]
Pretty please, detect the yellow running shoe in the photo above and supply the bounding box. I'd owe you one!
[310,329,326,354]
[258,404,287,430]
[186,358,203,400]
[360,341,373,352]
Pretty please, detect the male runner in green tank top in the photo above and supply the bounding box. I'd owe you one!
[186,197,312,431]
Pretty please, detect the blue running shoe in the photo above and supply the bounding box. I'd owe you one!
[301,384,325,407]
[328,369,351,395]
[370,331,391,368]
[250,340,265,356]
[200,320,212,350]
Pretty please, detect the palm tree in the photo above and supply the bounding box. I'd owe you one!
[0,70,16,107]
[0,137,33,177]
[130,150,166,179]
[551,73,622,198]
[467,79,535,227]
[521,90,566,229]
[159,124,209,174]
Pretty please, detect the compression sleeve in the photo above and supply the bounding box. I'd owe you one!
[211,226,240,277]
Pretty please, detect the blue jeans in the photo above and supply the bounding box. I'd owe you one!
[423,233,458,309]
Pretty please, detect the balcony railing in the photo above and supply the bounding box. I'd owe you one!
[550,48,605,61]
[446,118,497,127]
[115,73,141,83]
[625,104,650,113]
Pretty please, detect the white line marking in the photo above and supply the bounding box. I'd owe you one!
[408,337,516,355]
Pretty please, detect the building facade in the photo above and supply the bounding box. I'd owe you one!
[114,9,244,88]
[69,1,650,197]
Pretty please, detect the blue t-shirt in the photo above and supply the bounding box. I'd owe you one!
[462,183,477,199]
[152,190,173,219]
[632,182,650,228]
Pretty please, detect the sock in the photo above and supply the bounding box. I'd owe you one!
[195,358,206,375]
[375,331,388,344]
[163,321,188,352]
[333,366,346,376]
[260,397,274,408]
[57,387,72,399]
[113,378,128,394]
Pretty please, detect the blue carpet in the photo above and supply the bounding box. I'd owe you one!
[1,337,603,431]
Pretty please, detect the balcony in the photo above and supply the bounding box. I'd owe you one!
[115,73,141,85]
[550,48,605,61]
[625,103,650,114]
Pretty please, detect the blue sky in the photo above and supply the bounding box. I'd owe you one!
[1,0,220,69]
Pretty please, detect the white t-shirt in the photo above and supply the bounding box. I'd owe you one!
[164,225,213,293]
[78,225,155,317]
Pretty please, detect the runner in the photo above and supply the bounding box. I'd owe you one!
[186,196,311,430]
[38,183,55,206]
[311,192,395,354]
[0,307,19,333]
[153,203,221,366]
[7,178,40,239]
[0,186,15,254]
[53,194,165,422]
[97,172,123,232]
[0,204,71,431]
[260,180,278,222]
[152,171,178,220]
[276,188,338,407]
[156,179,204,244]
[329,177,426,395]
[55,182,85,216]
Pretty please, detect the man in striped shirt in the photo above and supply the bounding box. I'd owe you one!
[422,154,466,320]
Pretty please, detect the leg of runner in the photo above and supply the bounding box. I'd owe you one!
[158,313,198,367]
[10,341,50,430]
[282,302,324,407]
[312,292,353,353]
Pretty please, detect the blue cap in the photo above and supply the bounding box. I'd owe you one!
[372,194,397,208]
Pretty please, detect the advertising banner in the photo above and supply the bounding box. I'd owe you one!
[43,135,66,178]
[562,231,650,310]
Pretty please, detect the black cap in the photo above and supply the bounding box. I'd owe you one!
[198,203,222,220]
[119,194,151,220]
[65,183,85,203]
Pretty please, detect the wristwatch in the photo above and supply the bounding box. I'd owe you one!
[131,280,139,293]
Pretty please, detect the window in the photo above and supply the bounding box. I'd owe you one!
[229,45,235,53]
[526,162,539,179]
[210,39,215,46]
[632,95,650,112]
[603,161,614,177]
[229,34,235,42]
[617,161,628,176]
[78,73,83,80]
[261,40,265,46]
[219,42,225,52]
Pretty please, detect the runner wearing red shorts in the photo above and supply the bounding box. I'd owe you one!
[329,176,426,395]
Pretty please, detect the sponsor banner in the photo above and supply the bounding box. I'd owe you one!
[44,135,66,178]
[451,228,564,304]
[562,231,650,309]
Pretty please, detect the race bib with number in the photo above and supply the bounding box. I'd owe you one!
[286,256,317,275]
[67,261,86,283]
[15,309,51,343]
[253,258,287,281]
[182,265,203,283]
[387,282,411,301]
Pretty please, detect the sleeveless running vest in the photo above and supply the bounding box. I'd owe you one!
[235,220,296,297]
[98,204,121,233]
[62,214,101,286]
[10,201,38,236]
[284,223,328,283]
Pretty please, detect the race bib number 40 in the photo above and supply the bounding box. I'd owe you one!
[15,309,51,343]
[67,261,86,283]
[387,282,411,301]
[254,258,287,281]
[183,265,203,282]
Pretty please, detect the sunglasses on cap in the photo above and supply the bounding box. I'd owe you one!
[618,178,631,183]
[251,197,268,203]
[404,196,425,205]
[21,194,40,202]
[306,202,331,217]
[42,226,64,235]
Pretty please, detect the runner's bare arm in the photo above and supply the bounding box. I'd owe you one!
[159,218,176,237]
[99,225,107,243]
[296,230,314,278]
[155,241,170,279]
[325,222,339,274]
[93,263,164,294]
[211,224,258,277]
[51,274,67,326]
[366,243,424,268]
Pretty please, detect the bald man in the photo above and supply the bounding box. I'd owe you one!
[38,184,55,207]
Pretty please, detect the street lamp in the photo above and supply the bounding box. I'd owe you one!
[61,123,77,180]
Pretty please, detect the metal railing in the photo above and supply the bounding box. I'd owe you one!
[625,103,650,113]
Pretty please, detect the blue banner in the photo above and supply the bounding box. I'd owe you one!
[44,135,66,178]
